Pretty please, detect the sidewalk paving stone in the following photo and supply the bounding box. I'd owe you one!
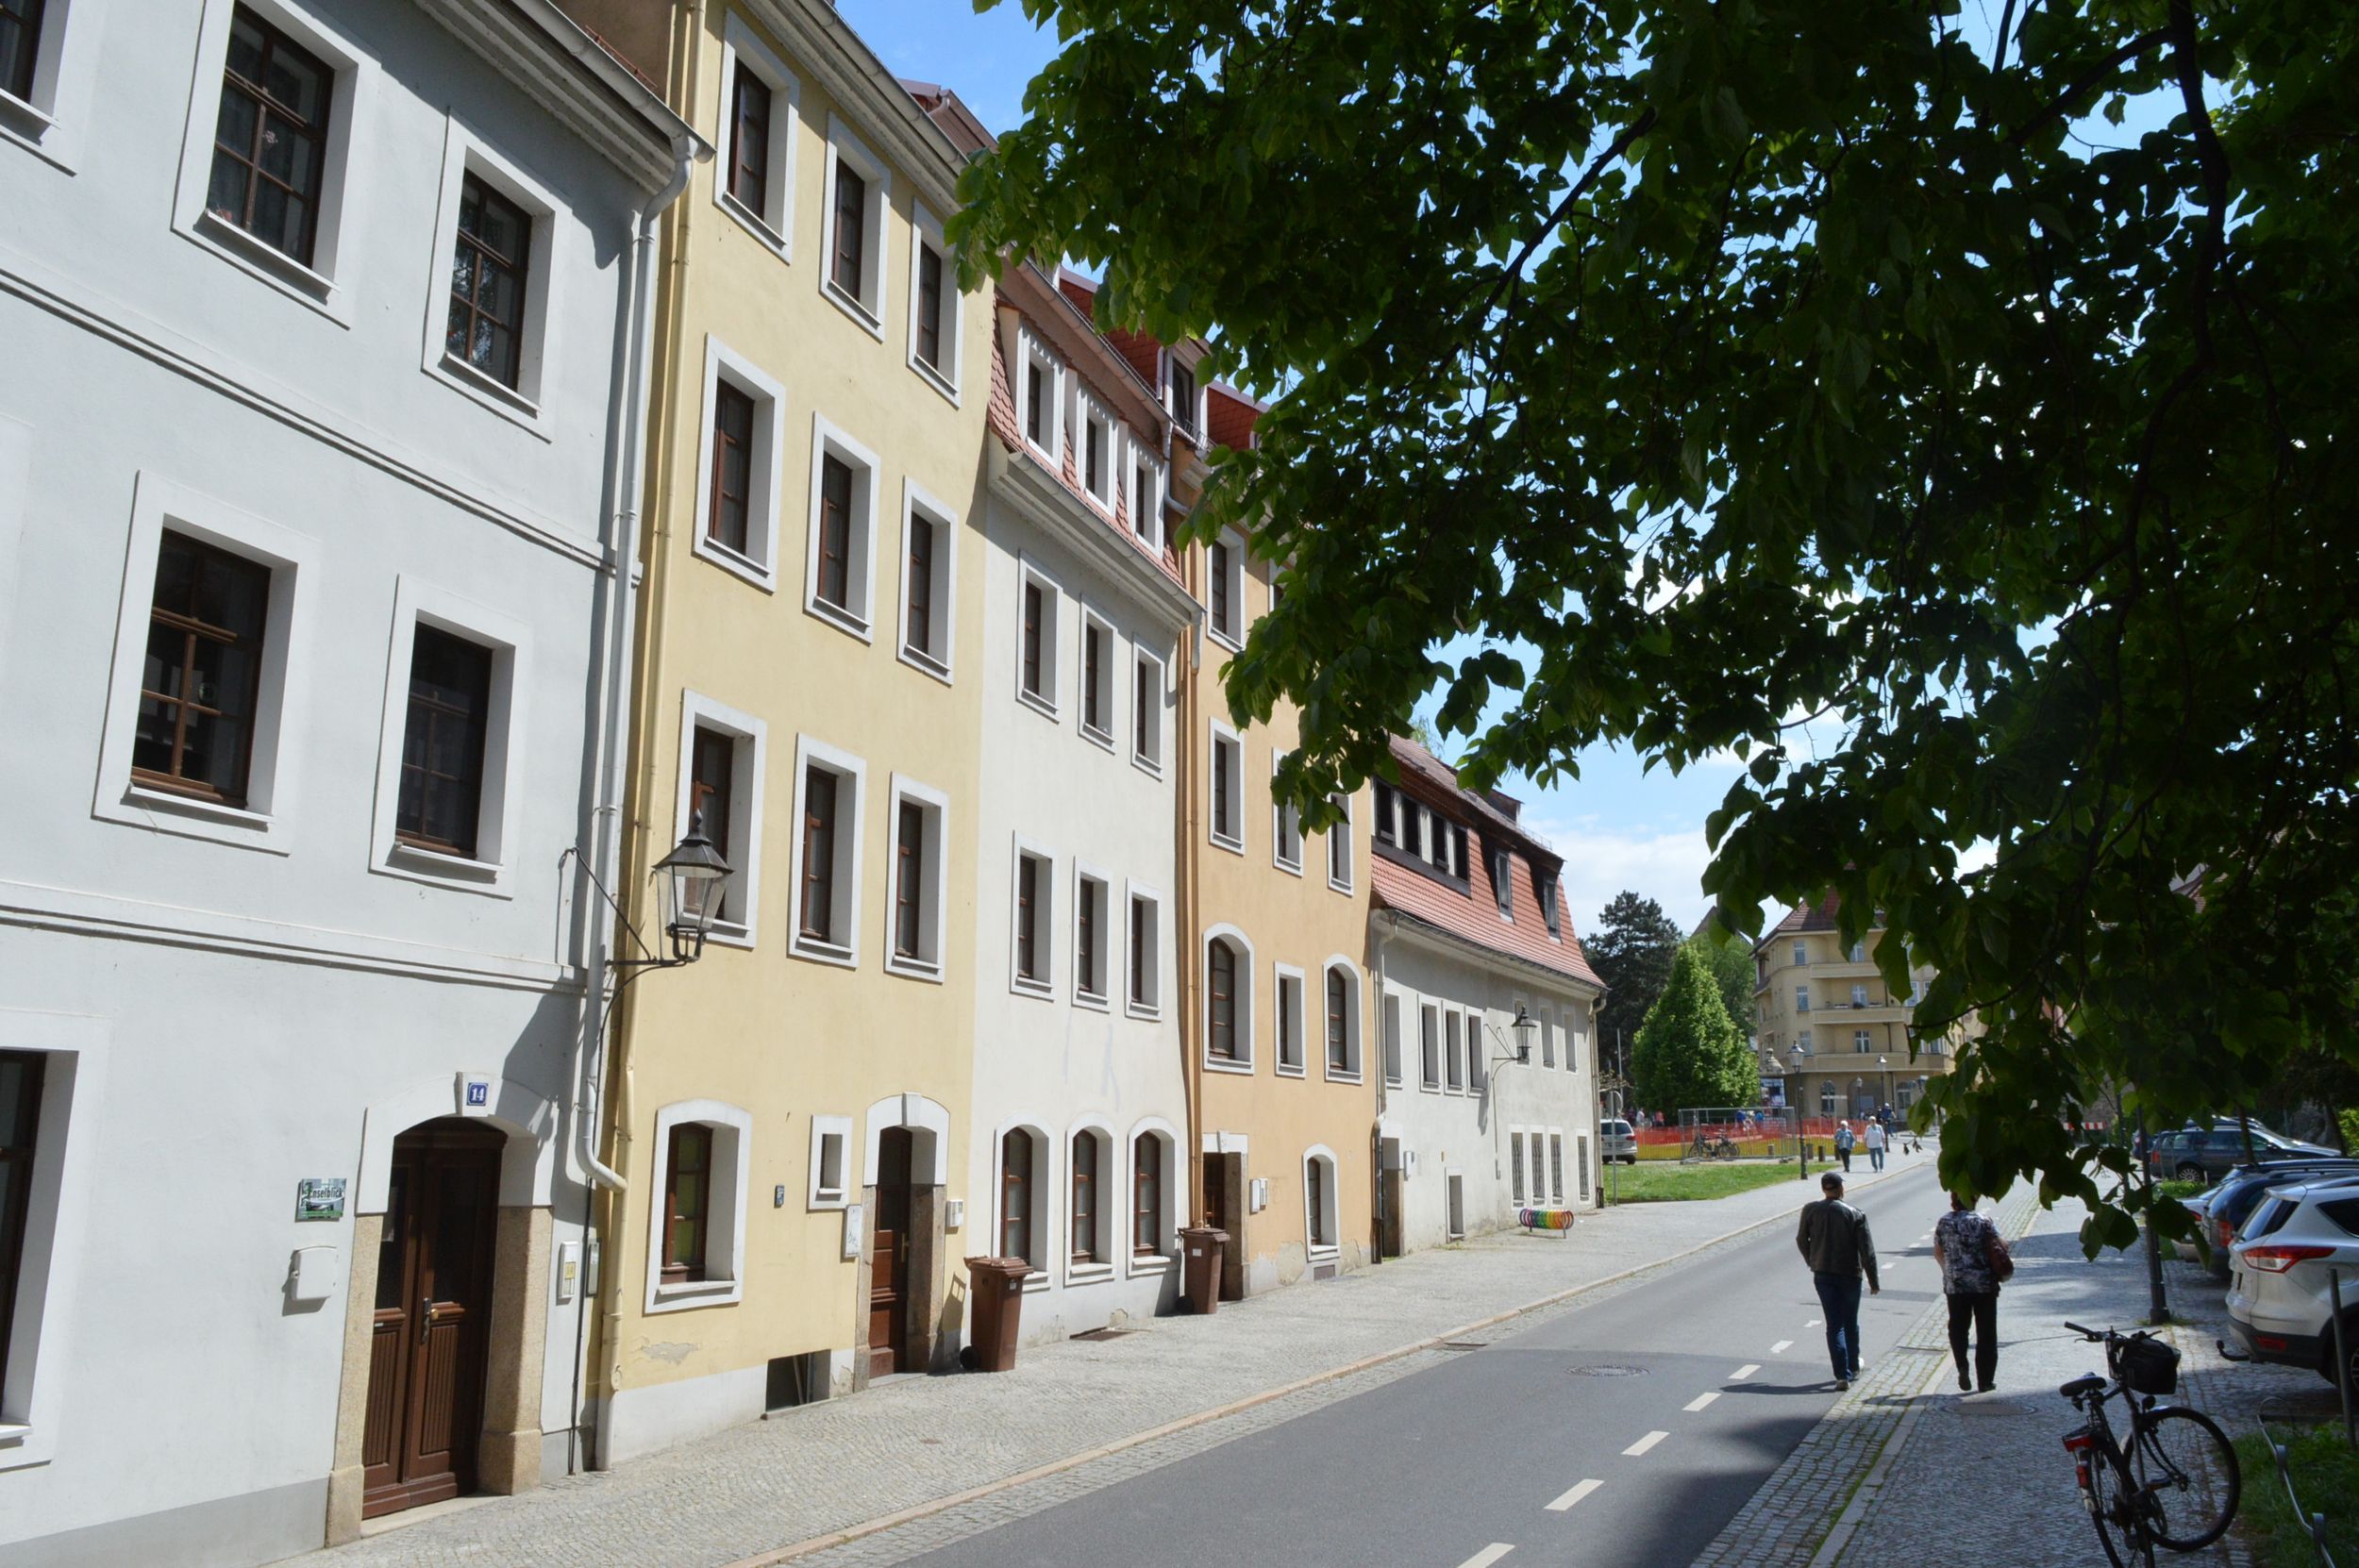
[288,1155,1922,1568]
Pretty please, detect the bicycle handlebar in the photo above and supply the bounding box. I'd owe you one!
[2064,1321,2107,1342]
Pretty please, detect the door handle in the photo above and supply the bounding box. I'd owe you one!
[418,1296,432,1343]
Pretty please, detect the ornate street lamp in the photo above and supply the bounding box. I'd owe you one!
[620,827,732,970]
[1792,1043,1810,1181]
[1508,1004,1536,1064]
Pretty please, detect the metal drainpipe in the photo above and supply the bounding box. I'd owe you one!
[1369,912,1395,1263]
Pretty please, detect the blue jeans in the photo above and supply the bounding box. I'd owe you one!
[1869,1147,1885,1170]
[1815,1272,1864,1380]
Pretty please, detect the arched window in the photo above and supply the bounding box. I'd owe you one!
[1000,1129,1033,1263]
[1070,1132,1099,1262]
[1305,1154,1332,1247]
[661,1123,712,1285]
[1208,939,1239,1059]
[1133,1135,1163,1256]
[1326,968,1348,1071]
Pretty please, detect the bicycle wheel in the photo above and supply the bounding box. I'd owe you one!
[2088,1449,2157,1568]
[2134,1406,2240,1550]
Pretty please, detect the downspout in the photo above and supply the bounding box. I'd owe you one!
[567,123,702,1476]
[1369,912,1395,1263]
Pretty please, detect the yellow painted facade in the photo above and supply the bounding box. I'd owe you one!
[1751,914,1960,1122]
[581,0,994,1460]
[1177,509,1378,1293]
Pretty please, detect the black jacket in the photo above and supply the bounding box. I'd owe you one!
[1797,1197,1880,1288]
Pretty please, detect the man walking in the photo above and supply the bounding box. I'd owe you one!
[1834,1120,1855,1172]
[1935,1193,2004,1392]
[1797,1172,1880,1389]
[1865,1118,1887,1171]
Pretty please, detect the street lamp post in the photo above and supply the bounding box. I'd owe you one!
[1879,1055,1892,1120]
[1791,1043,1809,1181]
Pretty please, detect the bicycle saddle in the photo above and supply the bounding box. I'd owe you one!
[2058,1374,2105,1399]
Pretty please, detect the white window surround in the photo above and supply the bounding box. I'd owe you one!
[170,0,373,323]
[904,200,962,403]
[1301,1144,1340,1259]
[1013,559,1062,721]
[419,115,563,433]
[1322,957,1364,1082]
[673,691,767,949]
[1123,880,1163,1020]
[1076,393,1117,513]
[1009,835,1055,998]
[1124,1118,1180,1272]
[1271,961,1306,1077]
[820,113,890,338]
[881,774,949,982]
[787,735,866,967]
[644,1099,753,1313]
[1064,1119,1116,1281]
[1326,792,1356,893]
[712,13,799,259]
[1076,604,1116,749]
[0,0,107,171]
[807,1113,852,1209]
[0,1009,107,1471]
[1072,860,1113,1009]
[1270,754,1302,874]
[803,413,881,640]
[692,336,789,592]
[1207,720,1244,854]
[895,479,959,682]
[367,577,531,898]
[1016,326,1064,469]
[1201,923,1256,1072]
[1206,528,1247,650]
[1131,647,1166,778]
[92,473,315,855]
[1127,448,1166,550]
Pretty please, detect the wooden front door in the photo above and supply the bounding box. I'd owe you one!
[1201,1153,1231,1233]
[868,1126,912,1378]
[361,1120,504,1519]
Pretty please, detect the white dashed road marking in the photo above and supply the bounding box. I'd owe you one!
[1684,1392,1721,1412]
[1456,1544,1516,1568]
[1546,1479,1604,1512]
[1771,1340,1794,1354]
[1731,1364,1761,1380]
[1623,1430,1669,1457]
[1805,1320,1822,1328]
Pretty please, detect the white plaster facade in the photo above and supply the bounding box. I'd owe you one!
[966,274,1197,1344]
[0,2,692,1561]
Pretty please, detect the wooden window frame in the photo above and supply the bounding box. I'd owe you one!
[1074,873,1108,1002]
[1,0,45,103]
[1132,1136,1161,1258]
[708,377,757,556]
[815,453,856,613]
[1326,967,1351,1074]
[999,1129,1032,1264]
[394,625,494,859]
[799,763,839,945]
[0,1049,44,1382]
[205,6,334,265]
[1069,1133,1099,1263]
[445,172,534,391]
[1305,1155,1330,1248]
[727,59,772,216]
[914,241,945,371]
[1013,849,1049,988]
[1207,939,1239,1061]
[661,1122,713,1286]
[828,156,865,300]
[1275,970,1303,1073]
[132,530,271,807]
[904,510,936,664]
[894,798,925,961]
[688,726,736,920]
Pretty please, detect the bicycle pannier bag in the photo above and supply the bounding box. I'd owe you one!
[1983,1227,2016,1284]
[2116,1334,2180,1396]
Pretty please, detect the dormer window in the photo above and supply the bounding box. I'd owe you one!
[1167,355,1198,440]
[1534,868,1562,937]
[1488,845,1513,917]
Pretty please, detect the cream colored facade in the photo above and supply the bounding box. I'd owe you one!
[1175,408,1378,1293]
[1750,900,1957,1121]
[569,0,994,1464]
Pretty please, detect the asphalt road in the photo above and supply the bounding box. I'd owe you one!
[905,1159,1948,1568]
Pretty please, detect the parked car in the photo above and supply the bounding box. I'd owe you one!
[2192,1159,2359,1275]
[2224,1176,2359,1395]
[2146,1125,2338,1183]
[1599,1119,1638,1164]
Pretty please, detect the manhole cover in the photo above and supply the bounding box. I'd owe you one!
[1568,1364,1650,1377]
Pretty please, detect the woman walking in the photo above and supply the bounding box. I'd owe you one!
[1934,1193,2005,1392]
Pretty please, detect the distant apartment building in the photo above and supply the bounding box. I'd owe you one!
[0,0,694,1559]
[1750,894,1957,1120]
[1369,740,1605,1252]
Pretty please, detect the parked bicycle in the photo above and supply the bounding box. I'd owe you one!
[2057,1320,2240,1567]
[1688,1132,1739,1162]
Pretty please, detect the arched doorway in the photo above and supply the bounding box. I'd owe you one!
[360,1118,504,1518]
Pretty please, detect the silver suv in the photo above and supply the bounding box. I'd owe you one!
[1599,1118,1637,1164]
[2224,1176,2359,1396]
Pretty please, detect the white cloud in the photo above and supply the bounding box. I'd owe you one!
[1522,814,1718,939]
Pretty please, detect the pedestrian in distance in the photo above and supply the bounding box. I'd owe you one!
[1865,1118,1887,1171]
[1934,1193,2007,1393]
[1834,1120,1855,1172]
[1797,1172,1881,1390]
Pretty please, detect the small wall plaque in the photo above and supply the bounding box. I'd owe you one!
[295,1176,346,1223]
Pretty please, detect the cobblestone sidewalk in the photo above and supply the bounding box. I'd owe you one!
[289,1156,1923,1568]
[1687,1180,2043,1568]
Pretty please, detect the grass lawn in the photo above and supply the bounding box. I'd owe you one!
[2234,1424,2359,1568]
[1605,1160,1815,1202]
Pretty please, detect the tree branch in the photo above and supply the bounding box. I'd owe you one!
[2006,27,2168,146]
[1480,107,1658,324]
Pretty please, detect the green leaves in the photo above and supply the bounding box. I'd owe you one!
[962,0,2359,1243]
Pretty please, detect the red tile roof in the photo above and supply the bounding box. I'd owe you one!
[1206,384,1263,451]
[1372,737,1600,990]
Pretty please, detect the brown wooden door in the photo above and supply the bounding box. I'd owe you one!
[868,1126,912,1378]
[1201,1153,1231,1232]
[361,1120,503,1519]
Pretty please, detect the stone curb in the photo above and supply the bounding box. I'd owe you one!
[726,1161,1916,1568]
